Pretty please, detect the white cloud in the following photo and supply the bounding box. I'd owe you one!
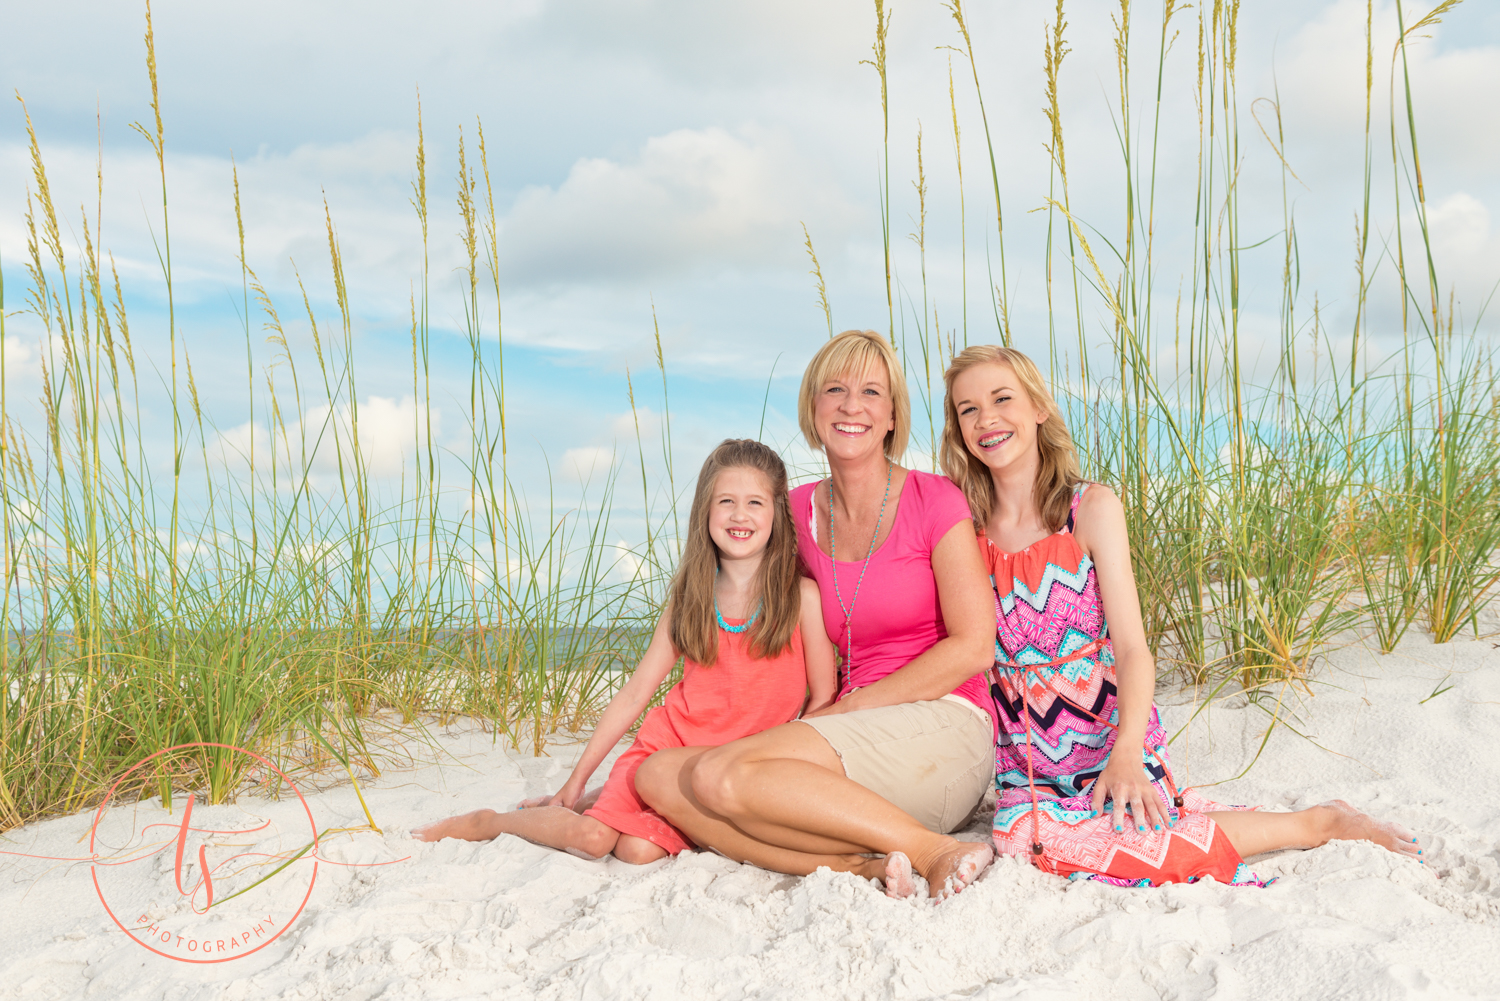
[612,406,662,444]
[1424,192,1497,294]
[608,539,644,585]
[0,130,428,316]
[3,0,1498,537]
[498,126,854,285]
[520,0,866,90]
[1277,0,1500,179]
[1,333,55,392]
[212,393,435,482]
[562,445,614,485]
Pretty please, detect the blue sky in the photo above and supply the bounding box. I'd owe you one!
[2,0,1497,557]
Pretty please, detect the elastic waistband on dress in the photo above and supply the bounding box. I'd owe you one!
[995,636,1109,673]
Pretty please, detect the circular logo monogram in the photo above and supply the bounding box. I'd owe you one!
[89,742,319,964]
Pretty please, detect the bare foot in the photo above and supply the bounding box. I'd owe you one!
[1321,800,1422,861]
[410,808,499,843]
[882,852,917,899]
[410,817,457,842]
[915,840,994,903]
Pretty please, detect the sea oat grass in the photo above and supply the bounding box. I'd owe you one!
[1,0,1496,832]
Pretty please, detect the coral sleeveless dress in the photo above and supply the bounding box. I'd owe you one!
[583,620,809,855]
[982,483,1266,887]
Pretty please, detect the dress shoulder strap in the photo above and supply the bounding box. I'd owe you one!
[1063,481,1088,534]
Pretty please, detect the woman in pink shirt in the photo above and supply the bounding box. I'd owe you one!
[636,330,998,900]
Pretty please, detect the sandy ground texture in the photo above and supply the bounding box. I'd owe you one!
[2,627,1499,1001]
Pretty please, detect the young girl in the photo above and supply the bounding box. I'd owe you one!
[941,345,1423,886]
[413,439,837,863]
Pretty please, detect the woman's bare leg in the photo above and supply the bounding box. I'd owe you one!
[412,806,621,859]
[637,726,993,898]
[1209,801,1421,860]
[639,747,892,881]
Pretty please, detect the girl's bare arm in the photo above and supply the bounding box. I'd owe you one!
[546,610,679,808]
[798,576,839,714]
[1073,485,1170,832]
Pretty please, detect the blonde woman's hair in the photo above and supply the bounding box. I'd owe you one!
[940,345,1082,533]
[669,439,800,666]
[797,329,910,461]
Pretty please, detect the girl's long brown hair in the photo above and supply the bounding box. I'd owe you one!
[669,439,799,666]
[940,345,1083,533]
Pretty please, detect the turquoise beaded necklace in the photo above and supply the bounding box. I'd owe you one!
[828,459,893,680]
[714,569,761,634]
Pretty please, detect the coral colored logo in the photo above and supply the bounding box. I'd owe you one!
[88,742,320,964]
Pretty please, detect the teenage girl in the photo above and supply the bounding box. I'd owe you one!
[942,345,1423,886]
[413,439,837,863]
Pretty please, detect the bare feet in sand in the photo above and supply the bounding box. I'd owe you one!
[410,817,458,842]
[882,852,917,899]
[912,840,994,902]
[411,808,503,843]
[850,850,948,900]
[1321,800,1423,862]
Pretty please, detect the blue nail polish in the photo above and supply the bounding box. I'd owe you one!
[1115,825,1123,833]
[1154,824,1161,832]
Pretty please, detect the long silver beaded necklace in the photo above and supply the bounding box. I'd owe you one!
[828,459,893,689]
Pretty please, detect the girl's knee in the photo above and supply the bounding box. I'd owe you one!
[614,836,668,865]
[572,816,620,859]
[636,753,680,811]
[637,748,704,811]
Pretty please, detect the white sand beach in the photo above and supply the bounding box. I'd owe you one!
[3,626,1498,1001]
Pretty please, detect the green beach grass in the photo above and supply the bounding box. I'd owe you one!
[1,0,1495,832]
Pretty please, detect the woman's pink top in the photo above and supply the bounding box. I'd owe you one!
[791,470,994,727]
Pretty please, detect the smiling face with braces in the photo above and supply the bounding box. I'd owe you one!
[949,361,1048,477]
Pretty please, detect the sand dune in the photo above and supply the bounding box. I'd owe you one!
[3,627,1498,1000]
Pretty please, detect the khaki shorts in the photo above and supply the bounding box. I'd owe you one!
[799,698,994,834]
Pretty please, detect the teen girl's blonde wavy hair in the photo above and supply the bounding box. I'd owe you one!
[940,345,1083,533]
[669,439,800,666]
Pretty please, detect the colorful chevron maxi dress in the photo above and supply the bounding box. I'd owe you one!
[980,483,1266,887]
